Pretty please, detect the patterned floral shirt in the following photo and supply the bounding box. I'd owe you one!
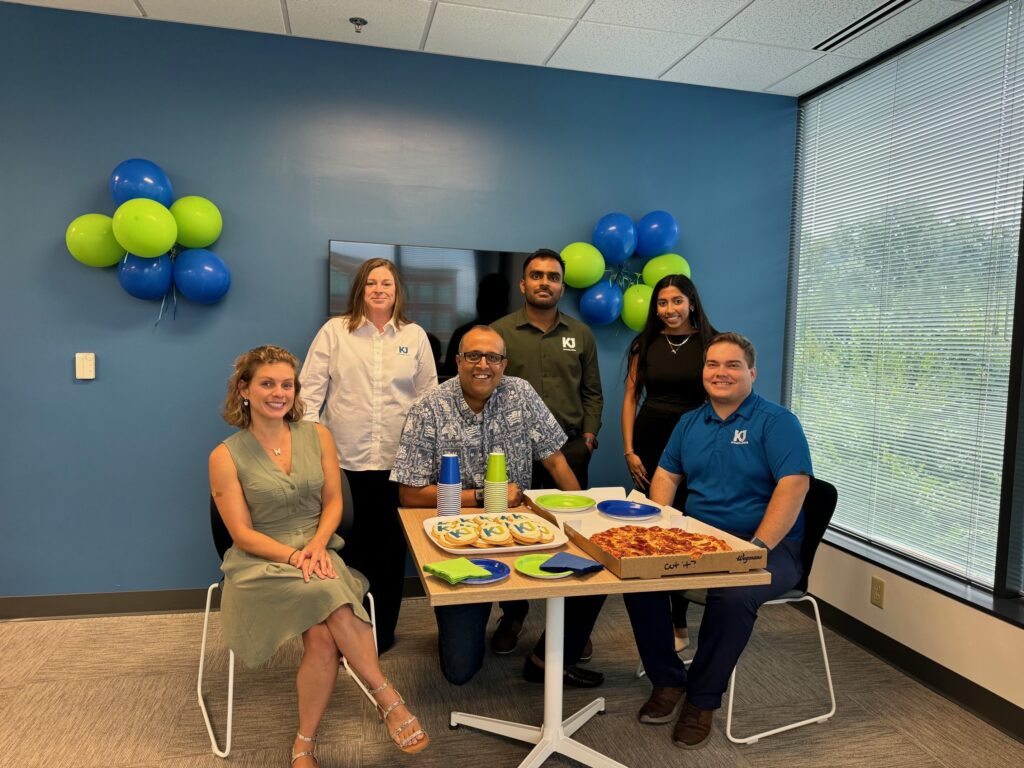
[390,376,566,490]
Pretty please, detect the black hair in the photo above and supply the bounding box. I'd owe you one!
[626,274,718,400]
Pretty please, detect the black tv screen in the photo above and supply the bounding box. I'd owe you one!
[328,240,531,376]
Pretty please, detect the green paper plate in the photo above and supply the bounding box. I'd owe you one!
[515,553,573,580]
[534,494,596,512]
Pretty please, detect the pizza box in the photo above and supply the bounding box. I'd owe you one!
[561,510,766,580]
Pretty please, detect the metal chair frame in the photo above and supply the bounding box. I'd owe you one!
[635,478,839,744]
[197,496,378,757]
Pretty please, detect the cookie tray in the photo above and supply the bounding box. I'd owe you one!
[422,512,568,555]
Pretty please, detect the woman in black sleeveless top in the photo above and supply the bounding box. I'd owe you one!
[622,274,718,650]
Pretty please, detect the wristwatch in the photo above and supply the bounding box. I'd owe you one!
[751,535,771,551]
[474,488,484,506]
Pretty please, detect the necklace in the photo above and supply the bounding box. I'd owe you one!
[665,334,693,355]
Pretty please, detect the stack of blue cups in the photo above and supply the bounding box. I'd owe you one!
[437,452,461,516]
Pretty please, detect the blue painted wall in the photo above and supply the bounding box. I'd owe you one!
[0,4,796,596]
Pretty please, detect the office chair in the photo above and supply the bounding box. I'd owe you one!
[724,476,838,743]
[198,496,377,757]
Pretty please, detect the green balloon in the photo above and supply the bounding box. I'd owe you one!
[642,253,691,287]
[621,283,654,332]
[112,198,177,257]
[171,195,223,248]
[65,213,125,267]
[561,242,605,289]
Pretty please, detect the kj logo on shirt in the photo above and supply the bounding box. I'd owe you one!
[731,430,749,445]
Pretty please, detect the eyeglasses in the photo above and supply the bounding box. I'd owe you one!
[459,351,507,365]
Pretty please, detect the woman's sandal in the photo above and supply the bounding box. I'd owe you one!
[368,679,430,754]
[291,731,317,766]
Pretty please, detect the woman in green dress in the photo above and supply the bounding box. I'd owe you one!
[209,345,429,765]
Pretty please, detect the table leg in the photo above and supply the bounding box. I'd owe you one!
[450,597,628,768]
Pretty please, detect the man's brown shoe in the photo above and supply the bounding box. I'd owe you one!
[673,699,714,749]
[638,686,685,724]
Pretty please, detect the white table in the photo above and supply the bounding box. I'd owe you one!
[399,506,770,768]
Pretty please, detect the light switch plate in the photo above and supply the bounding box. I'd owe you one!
[75,352,96,380]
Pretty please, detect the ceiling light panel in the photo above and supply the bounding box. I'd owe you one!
[426,3,573,65]
[549,21,703,79]
[287,0,432,49]
[140,0,287,35]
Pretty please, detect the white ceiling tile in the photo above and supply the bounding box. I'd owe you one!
[3,0,141,15]
[140,0,286,35]
[716,0,884,50]
[584,0,750,37]
[425,3,573,65]
[662,37,821,92]
[439,0,589,18]
[286,0,431,50]
[833,0,966,59]
[549,21,702,79]
[765,52,864,96]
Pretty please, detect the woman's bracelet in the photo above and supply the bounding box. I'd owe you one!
[287,548,301,567]
[624,450,636,456]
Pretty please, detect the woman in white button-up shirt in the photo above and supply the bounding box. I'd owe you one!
[299,258,437,652]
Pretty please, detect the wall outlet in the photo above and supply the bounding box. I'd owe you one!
[870,576,886,609]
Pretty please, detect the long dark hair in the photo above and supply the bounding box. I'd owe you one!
[626,274,718,400]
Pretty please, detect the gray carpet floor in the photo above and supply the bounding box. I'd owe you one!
[1,595,1020,767]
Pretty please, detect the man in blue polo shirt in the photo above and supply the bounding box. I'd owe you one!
[624,332,812,750]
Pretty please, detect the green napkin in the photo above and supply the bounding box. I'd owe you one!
[423,557,492,585]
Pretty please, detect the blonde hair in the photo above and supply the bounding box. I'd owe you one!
[342,258,410,332]
[222,345,305,428]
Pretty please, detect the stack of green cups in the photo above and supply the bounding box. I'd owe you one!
[484,451,508,515]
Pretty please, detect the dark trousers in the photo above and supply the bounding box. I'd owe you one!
[500,435,592,624]
[435,595,606,685]
[624,537,803,710]
[337,469,406,654]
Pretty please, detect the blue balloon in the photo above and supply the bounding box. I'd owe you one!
[174,249,231,304]
[578,279,624,326]
[110,158,174,207]
[118,253,173,301]
[592,212,637,265]
[636,210,679,259]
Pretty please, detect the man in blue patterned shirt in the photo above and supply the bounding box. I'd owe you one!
[392,326,606,687]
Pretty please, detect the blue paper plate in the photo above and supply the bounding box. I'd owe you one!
[463,558,511,585]
[596,500,662,521]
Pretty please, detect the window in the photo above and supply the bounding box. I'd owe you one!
[786,1,1024,589]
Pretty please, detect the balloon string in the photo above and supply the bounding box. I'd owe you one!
[155,292,168,328]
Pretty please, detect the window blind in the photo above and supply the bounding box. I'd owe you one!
[787,0,1024,586]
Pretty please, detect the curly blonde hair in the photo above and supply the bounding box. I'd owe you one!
[222,345,305,428]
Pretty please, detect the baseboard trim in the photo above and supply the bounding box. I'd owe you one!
[1,578,429,621]
[0,589,214,620]
[796,597,1024,744]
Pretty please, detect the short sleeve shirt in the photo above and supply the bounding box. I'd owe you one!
[659,392,813,540]
[390,376,567,490]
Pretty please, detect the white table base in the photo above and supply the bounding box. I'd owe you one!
[449,597,629,768]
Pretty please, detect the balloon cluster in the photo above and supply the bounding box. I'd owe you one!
[561,210,691,330]
[65,158,231,306]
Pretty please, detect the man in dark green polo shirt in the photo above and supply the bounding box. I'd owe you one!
[488,248,604,654]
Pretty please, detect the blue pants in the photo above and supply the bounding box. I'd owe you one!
[624,537,803,710]
[435,595,606,685]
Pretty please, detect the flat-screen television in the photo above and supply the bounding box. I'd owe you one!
[329,240,531,376]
